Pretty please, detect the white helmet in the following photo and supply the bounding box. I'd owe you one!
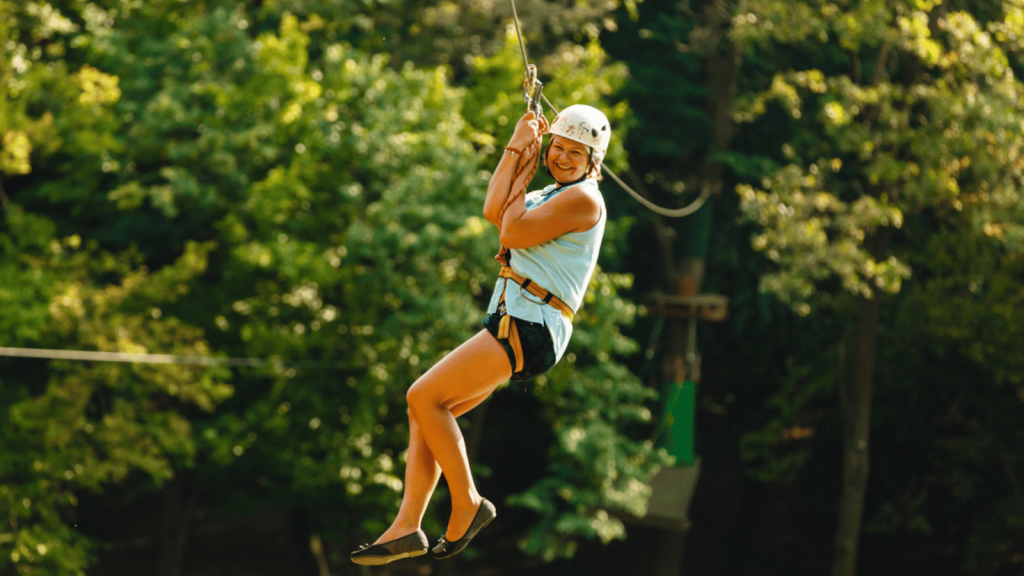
[548,104,611,166]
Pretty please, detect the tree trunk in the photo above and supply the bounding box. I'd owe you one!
[158,470,201,576]
[830,293,881,576]
[290,508,330,576]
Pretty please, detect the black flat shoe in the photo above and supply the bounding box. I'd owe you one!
[432,498,497,560]
[350,530,429,566]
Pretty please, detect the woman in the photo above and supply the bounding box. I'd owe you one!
[351,104,611,566]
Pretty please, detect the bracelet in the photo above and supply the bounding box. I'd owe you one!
[504,145,523,157]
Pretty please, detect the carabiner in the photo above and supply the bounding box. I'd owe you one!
[522,64,543,116]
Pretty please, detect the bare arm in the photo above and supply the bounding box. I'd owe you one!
[482,151,520,227]
[483,111,544,227]
[499,185,601,249]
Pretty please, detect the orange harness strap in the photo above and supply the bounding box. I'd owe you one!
[495,266,574,374]
[498,267,574,320]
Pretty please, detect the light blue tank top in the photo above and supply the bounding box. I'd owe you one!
[486,178,606,363]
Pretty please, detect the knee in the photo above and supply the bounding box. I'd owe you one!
[406,381,433,416]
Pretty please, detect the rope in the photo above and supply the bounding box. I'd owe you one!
[495,112,549,264]
[507,0,710,218]
[604,169,712,218]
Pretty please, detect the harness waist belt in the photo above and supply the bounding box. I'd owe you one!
[495,266,574,374]
[498,266,575,321]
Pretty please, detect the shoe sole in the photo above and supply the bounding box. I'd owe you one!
[351,548,427,566]
[433,514,496,560]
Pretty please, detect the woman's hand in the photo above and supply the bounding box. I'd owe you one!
[507,110,546,152]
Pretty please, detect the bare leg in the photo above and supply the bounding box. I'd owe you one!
[406,330,513,541]
[373,383,499,543]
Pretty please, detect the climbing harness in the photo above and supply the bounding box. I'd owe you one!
[494,265,574,373]
[506,0,710,218]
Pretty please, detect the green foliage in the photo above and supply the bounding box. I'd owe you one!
[76,2,501,537]
[739,358,834,483]
[2,1,663,571]
[0,207,231,576]
[721,0,1024,566]
[0,0,121,179]
[247,0,627,76]
[734,1,1024,310]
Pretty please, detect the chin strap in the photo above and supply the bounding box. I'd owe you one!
[551,172,591,189]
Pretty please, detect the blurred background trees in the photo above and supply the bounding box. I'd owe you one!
[1,1,1023,575]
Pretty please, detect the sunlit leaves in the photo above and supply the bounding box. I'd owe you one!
[733,2,1024,312]
[0,211,231,576]
[739,164,908,305]
[0,2,120,179]
[724,11,1024,553]
[0,131,31,174]
[2,1,662,570]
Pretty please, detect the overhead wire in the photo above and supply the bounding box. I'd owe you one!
[509,0,531,71]
[0,346,268,367]
[0,345,345,370]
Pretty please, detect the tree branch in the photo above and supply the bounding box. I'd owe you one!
[998,445,1024,530]
[872,42,891,87]
[0,179,10,212]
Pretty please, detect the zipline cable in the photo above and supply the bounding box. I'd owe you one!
[508,0,711,218]
[509,0,530,72]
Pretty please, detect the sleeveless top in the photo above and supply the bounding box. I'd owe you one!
[486,178,606,363]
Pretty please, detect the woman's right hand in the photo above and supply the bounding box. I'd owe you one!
[507,110,545,152]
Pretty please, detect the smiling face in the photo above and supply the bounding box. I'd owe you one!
[546,135,595,184]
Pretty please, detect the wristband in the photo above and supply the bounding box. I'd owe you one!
[504,145,523,157]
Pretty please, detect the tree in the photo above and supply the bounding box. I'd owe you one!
[733,1,1024,573]
[2,3,231,574]
[3,1,671,572]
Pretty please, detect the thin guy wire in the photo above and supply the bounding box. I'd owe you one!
[0,346,352,369]
[0,346,268,367]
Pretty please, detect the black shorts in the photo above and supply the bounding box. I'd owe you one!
[483,312,557,382]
